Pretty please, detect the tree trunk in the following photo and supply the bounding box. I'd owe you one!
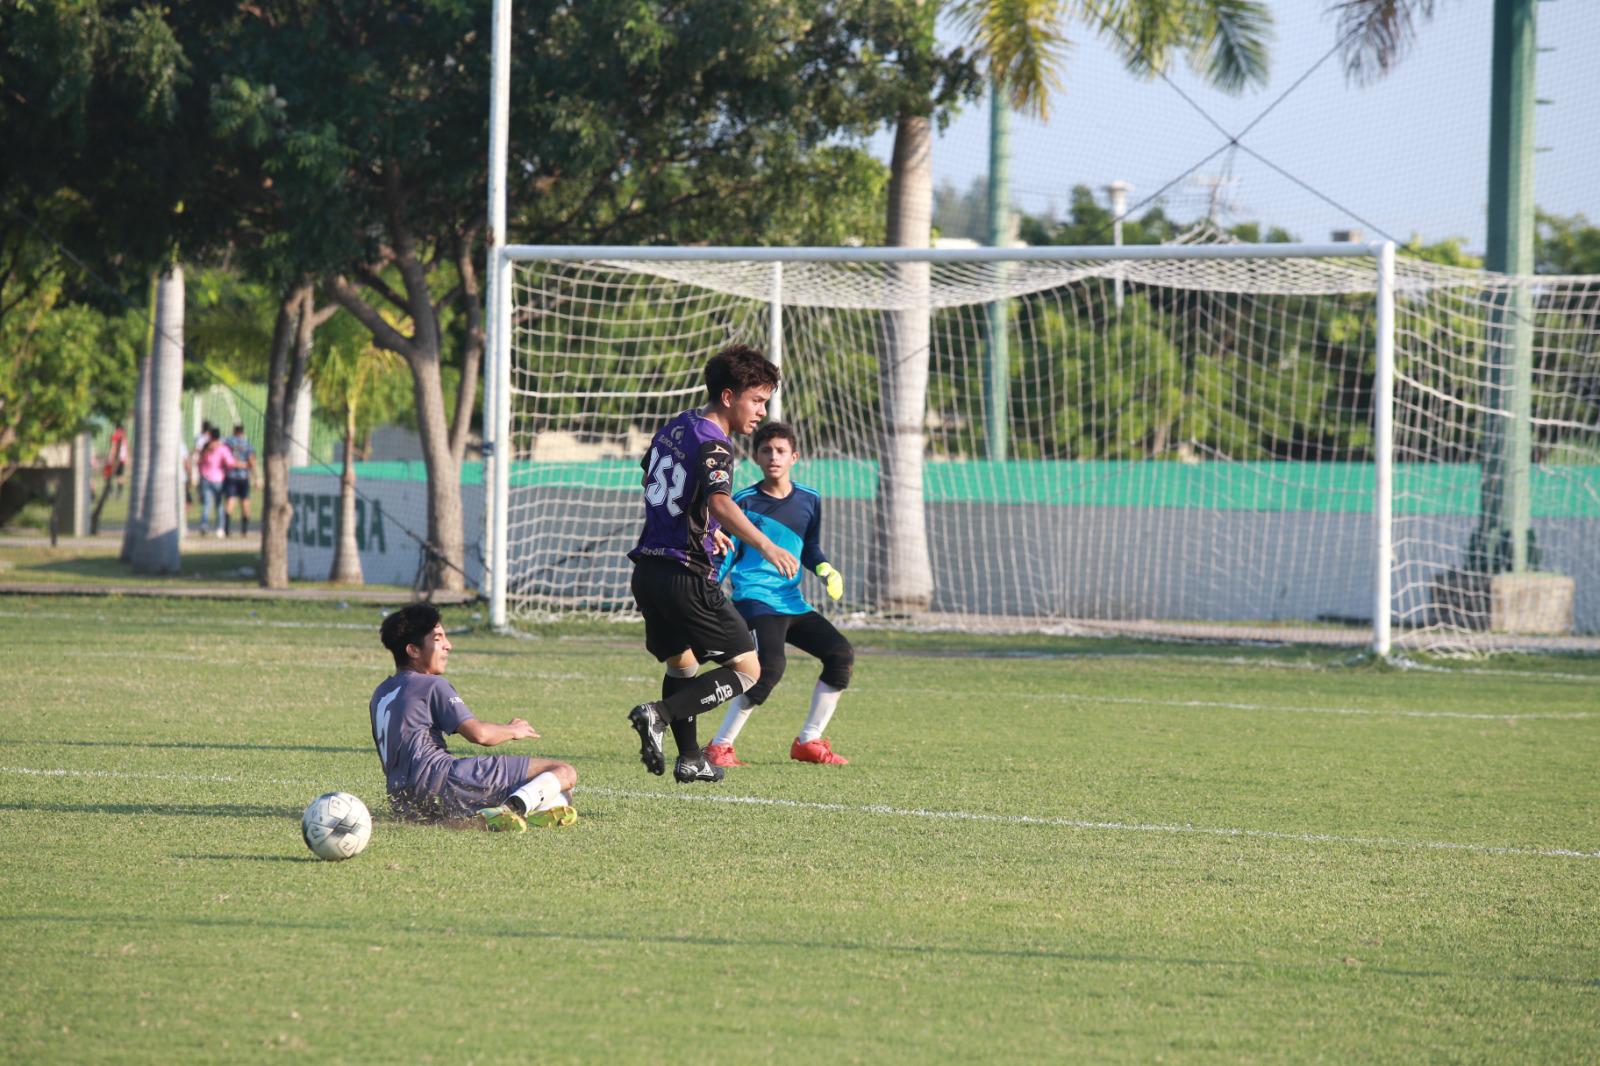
[876,113,935,611]
[130,264,184,574]
[329,185,466,594]
[449,234,483,462]
[260,284,305,588]
[289,373,313,468]
[120,342,153,562]
[329,403,364,584]
[408,341,466,592]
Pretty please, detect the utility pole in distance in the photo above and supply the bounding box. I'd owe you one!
[1105,180,1130,311]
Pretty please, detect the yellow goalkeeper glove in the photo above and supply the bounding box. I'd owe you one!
[815,562,844,601]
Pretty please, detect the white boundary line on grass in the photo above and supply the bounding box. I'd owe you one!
[5,765,1597,862]
[979,690,1598,721]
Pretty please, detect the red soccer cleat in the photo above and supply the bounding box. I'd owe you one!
[702,742,748,767]
[790,737,849,765]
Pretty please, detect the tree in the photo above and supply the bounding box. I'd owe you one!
[0,226,139,491]
[311,316,409,584]
[1536,211,1600,276]
[202,0,911,594]
[876,0,1271,608]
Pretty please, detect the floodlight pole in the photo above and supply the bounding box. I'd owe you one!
[486,0,512,628]
[1478,0,1538,576]
[1373,241,1396,658]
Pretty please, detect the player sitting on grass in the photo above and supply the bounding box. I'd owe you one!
[371,603,577,831]
[625,345,800,783]
[706,421,853,767]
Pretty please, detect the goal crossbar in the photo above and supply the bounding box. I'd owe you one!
[499,242,1384,264]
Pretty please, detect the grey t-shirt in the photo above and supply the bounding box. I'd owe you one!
[369,670,475,799]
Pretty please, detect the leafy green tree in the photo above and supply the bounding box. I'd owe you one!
[197,0,914,591]
[0,237,137,487]
[1536,211,1600,276]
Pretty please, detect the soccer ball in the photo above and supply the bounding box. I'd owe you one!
[301,791,372,861]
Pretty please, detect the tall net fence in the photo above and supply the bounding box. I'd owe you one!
[497,248,1600,654]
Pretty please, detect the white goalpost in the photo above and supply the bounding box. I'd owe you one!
[484,243,1390,637]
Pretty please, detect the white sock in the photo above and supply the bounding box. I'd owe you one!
[797,682,843,743]
[509,772,564,813]
[713,695,753,747]
[556,791,572,808]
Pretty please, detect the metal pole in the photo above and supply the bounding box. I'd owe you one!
[768,262,784,424]
[486,0,512,626]
[1480,0,1537,574]
[985,82,1010,461]
[1106,180,1130,312]
[1373,241,1395,657]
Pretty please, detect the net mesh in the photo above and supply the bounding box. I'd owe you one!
[500,249,1600,654]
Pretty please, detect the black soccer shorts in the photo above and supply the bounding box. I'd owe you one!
[631,556,755,665]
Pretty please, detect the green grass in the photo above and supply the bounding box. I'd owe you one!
[1,596,1597,1063]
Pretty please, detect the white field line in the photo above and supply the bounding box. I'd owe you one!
[0,608,378,631]
[4,765,1597,862]
[900,687,1597,721]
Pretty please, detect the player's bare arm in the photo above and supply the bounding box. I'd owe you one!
[457,717,540,746]
[709,492,798,577]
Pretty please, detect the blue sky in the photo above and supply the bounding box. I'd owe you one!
[866,3,1599,251]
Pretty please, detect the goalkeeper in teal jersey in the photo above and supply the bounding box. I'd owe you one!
[706,421,854,767]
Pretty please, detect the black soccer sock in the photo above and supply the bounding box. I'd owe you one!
[662,673,699,756]
[241,515,248,535]
[223,513,231,535]
[660,666,745,723]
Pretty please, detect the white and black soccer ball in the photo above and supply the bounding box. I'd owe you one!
[301,791,372,861]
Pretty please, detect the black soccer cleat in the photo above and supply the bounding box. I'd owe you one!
[673,752,725,784]
[628,702,667,776]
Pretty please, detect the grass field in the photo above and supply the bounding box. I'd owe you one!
[2,595,1597,1063]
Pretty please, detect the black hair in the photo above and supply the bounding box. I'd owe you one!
[380,603,442,669]
[704,344,780,403]
[751,421,798,454]
[232,423,244,434]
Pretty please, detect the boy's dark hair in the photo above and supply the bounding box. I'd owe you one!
[380,603,442,668]
[704,345,780,403]
[232,423,244,435]
[751,421,798,454]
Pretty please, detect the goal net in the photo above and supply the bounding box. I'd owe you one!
[485,244,1600,655]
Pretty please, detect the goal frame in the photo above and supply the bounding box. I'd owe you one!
[481,240,1398,653]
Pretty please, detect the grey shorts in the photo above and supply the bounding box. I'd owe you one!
[393,755,531,821]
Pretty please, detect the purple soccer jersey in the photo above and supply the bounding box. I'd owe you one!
[369,670,475,800]
[627,409,736,579]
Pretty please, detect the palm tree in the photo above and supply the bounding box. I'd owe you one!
[312,320,406,585]
[876,0,1272,610]
[128,263,184,574]
[1327,0,1441,84]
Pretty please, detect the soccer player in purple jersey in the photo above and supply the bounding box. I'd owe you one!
[370,603,577,831]
[625,345,799,783]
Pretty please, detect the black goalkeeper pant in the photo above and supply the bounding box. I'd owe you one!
[743,610,853,707]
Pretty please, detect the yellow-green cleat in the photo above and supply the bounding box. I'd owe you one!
[477,805,528,833]
[528,804,578,829]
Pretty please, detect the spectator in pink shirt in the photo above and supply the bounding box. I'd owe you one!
[196,428,235,537]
